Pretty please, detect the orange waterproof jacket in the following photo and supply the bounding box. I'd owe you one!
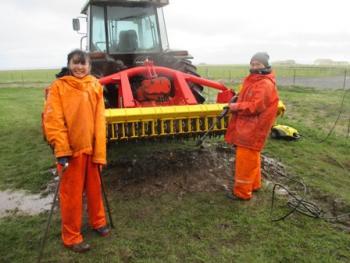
[225,72,279,151]
[43,75,106,164]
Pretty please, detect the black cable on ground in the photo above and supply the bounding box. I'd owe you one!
[270,176,350,222]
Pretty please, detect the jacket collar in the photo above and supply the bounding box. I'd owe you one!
[246,72,276,85]
[59,75,96,91]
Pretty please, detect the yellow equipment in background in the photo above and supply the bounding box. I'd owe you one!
[271,100,300,140]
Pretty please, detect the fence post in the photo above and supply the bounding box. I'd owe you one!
[343,69,347,90]
[293,68,296,86]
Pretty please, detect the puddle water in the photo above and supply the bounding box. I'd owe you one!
[0,190,55,218]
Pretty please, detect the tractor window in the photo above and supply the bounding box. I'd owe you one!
[107,6,161,53]
[91,6,107,52]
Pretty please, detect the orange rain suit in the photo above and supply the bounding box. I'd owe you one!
[225,73,279,199]
[43,75,107,245]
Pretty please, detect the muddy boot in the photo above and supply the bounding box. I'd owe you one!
[64,241,91,253]
[226,191,249,201]
[94,226,110,237]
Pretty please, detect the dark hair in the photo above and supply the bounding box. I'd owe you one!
[55,49,91,78]
[67,49,91,66]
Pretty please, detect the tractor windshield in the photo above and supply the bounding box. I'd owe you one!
[90,5,169,54]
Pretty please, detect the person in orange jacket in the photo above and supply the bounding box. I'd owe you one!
[43,49,110,253]
[225,52,279,200]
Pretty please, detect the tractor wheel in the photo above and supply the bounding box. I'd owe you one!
[156,54,205,103]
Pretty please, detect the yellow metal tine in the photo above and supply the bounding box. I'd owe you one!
[196,118,200,132]
[151,120,156,136]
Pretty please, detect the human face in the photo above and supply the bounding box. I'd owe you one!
[250,60,265,71]
[68,55,91,78]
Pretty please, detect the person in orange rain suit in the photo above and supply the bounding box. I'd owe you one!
[225,52,279,201]
[43,49,110,253]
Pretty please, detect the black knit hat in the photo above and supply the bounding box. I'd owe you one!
[250,52,270,68]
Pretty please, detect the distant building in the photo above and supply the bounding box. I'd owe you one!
[314,59,334,65]
[314,59,349,66]
[333,61,349,66]
[273,60,296,65]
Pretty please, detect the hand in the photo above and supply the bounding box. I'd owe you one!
[229,103,238,112]
[57,157,69,168]
[98,164,103,173]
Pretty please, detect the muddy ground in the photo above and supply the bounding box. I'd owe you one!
[102,143,349,231]
[2,143,349,231]
[105,143,234,197]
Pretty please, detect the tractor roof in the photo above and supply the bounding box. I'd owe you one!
[82,0,169,14]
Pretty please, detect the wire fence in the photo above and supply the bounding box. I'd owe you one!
[0,66,349,91]
[0,69,57,87]
[197,66,349,90]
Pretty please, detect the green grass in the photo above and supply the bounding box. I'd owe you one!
[0,88,54,192]
[0,69,57,83]
[276,86,350,137]
[262,86,350,204]
[0,78,350,261]
[1,192,349,262]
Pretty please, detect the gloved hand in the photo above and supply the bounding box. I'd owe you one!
[229,103,238,112]
[57,157,69,167]
[98,164,103,173]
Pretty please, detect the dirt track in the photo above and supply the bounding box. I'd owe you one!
[276,76,350,89]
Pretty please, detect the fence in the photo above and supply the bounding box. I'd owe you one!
[197,65,349,91]
[0,66,349,91]
[0,69,58,87]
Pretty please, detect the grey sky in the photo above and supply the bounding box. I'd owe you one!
[0,0,349,69]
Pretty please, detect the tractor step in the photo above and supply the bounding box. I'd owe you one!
[105,104,229,141]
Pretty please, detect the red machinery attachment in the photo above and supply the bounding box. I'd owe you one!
[99,61,235,109]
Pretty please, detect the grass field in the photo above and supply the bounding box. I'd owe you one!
[0,69,57,84]
[0,69,350,262]
[0,65,348,86]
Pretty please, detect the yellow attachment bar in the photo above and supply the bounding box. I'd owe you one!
[105,104,229,141]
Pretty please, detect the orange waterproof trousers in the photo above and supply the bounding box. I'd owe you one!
[59,154,106,246]
[233,146,261,200]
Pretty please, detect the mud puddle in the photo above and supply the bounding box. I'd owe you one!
[0,190,54,218]
[0,169,58,218]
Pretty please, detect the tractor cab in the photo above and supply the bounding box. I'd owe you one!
[73,0,182,75]
[82,0,169,55]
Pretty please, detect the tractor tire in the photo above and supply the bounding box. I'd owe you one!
[155,54,205,103]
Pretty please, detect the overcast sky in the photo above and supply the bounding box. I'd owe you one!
[1,0,349,69]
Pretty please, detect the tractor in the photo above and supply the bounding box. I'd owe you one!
[72,0,235,142]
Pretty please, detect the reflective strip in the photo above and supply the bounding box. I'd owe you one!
[236,179,252,184]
